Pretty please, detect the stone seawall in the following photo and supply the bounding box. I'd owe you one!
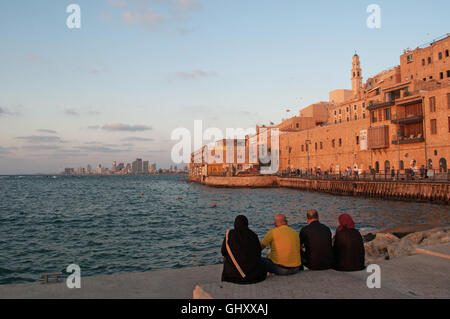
[189,176,450,204]
[202,175,278,188]
[278,178,450,204]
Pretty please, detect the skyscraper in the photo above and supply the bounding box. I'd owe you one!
[132,158,143,174]
[143,161,149,174]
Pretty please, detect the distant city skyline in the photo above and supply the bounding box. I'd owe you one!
[1,0,449,174]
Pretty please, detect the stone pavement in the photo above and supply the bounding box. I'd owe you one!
[1,243,449,299]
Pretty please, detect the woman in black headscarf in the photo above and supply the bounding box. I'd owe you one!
[221,215,267,284]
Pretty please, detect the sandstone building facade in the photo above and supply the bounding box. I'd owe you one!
[189,35,450,179]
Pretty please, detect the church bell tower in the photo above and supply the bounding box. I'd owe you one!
[352,53,362,98]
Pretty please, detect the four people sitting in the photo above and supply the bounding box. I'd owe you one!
[222,211,366,284]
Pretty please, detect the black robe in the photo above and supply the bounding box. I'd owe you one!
[333,228,366,271]
[221,217,267,284]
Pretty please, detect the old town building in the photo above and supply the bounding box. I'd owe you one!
[190,34,450,179]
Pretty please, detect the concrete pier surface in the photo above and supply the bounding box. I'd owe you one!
[0,243,449,299]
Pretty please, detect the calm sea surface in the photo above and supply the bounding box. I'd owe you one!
[0,175,449,285]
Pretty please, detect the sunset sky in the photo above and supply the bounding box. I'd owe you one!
[0,0,449,173]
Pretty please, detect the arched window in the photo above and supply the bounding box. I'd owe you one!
[399,160,404,170]
[375,161,380,173]
[439,158,447,173]
[427,159,433,169]
[385,161,391,173]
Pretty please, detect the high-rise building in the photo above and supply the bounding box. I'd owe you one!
[97,164,102,175]
[86,164,92,175]
[151,163,157,172]
[112,161,117,172]
[143,161,149,174]
[132,158,143,174]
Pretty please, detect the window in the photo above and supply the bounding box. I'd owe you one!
[332,140,335,148]
[385,108,391,121]
[422,59,425,66]
[339,109,342,114]
[363,113,366,119]
[448,117,450,133]
[356,136,360,145]
[320,142,323,150]
[447,50,449,57]
[407,54,413,63]
[354,115,358,120]
[423,78,427,81]
[315,142,318,151]
[429,76,433,80]
[334,110,337,115]
[428,57,432,64]
[363,102,365,108]
[301,145,304,152]
[296,123,299,128]
[430,119,437,135]
[371,111,377,123]
[441,72,444,80]
[347,117,349,122]
[447,70,450,78]
[411,75,414,79]
[339,138,342,147]
[448,93,450,109]
[430,97,436,112]
[334,120,337,124]
[439,52,443,60]
[354,105,357,111]
[346,107,349,113]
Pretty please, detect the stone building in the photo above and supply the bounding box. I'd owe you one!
[190,35,450,179]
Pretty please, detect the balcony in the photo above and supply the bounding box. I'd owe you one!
[391,114,423,124]
[367,100,395,111]
[392,134,425,145]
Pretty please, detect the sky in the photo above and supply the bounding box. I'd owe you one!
[0,0,449,174]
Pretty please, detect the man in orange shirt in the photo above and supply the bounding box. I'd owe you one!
[261,214,302,275]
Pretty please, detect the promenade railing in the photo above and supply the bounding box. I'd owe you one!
[277,169,450,183]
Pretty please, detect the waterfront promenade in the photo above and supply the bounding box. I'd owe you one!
[1,243,449,299]
[194,176,450,204]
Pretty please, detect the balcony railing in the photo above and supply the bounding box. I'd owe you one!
[367,100,395,111]
[391,114,423,124]
[392,134,425,145]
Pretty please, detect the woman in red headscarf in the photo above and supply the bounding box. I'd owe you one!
[333,214,365,271]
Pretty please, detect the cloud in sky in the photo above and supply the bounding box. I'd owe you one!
[122,10,164,27]
[75,145,131,153]
[37,129,58,134]
[121,136,154,142]
[104,0,202,29]
[16,135,68,144]
[174,0,203,12]
[102,123,153,132]
[65,109,80,116]
[25,54,42,63]
[176,70,217,79]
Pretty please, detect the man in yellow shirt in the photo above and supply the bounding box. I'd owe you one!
[261,214,302,275]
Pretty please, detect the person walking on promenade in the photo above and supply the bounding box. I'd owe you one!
[391,166,396,180]
[299,209,334,270]
[221,215,267,284]
[261,214,302,276]
[333,214,365,272]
